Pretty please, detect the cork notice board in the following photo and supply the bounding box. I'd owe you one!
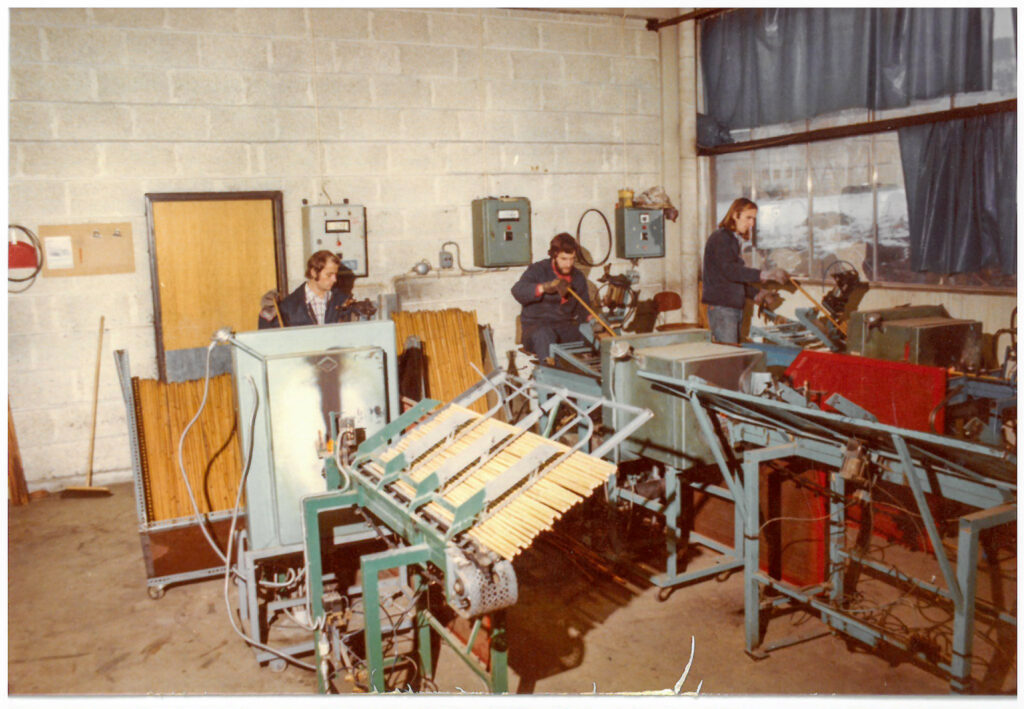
[39,222,134,277]
[146,192,286,381]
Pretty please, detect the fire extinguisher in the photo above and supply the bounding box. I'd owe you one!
[9,224,43,285]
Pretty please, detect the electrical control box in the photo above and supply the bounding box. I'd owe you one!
[302,203,368,277]
[471,197,531,267]
[615,207,665,259]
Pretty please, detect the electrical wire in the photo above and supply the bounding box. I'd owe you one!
[177,340,231,565]
[439,240,496,273]
[221,374,318,672]
[575,208,612,267]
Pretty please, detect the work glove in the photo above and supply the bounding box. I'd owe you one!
[542,278,570,297]
[259,290,282,322]
[348,298,378,319]
[759,267,789,284]
[753,289,783,312]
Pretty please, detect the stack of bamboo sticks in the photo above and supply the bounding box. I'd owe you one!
[391,309,488,414]
[381,404,615,560]
[132,374,242,522]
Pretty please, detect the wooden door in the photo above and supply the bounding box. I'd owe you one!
[146,192,286,380]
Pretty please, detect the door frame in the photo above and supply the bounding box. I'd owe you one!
[144,190,287,381]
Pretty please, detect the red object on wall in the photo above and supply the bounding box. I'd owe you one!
[9,240,38,269]
[784,350,948,433]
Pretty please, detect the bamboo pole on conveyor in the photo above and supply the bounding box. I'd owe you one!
[480,514,530,546]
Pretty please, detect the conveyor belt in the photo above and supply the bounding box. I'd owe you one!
[376,404,616,560]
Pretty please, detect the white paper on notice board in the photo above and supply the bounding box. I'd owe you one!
[44,235,74,269]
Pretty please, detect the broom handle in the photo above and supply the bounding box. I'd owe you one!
[566,287,617,337]
[86,315,104,487]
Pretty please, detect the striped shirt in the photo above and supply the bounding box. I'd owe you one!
[304,283,328,325]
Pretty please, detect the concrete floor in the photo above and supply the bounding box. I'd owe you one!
[7,481,1014,697]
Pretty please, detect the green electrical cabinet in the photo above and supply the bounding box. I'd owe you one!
[472,197,532,267]
[615,206,665,259]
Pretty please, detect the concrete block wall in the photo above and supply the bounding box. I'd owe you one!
[8,8,675,490]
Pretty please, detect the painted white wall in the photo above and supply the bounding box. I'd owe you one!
[8,8,677,490]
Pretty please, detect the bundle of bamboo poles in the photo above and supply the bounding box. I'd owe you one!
[391,309,488,414]
[132,374,242,522]
[381,404,615,561]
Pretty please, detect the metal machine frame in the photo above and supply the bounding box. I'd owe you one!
[115,349,236,598]
[535,334,759,593]
[300,369,653,693]
[637,370,1016,694]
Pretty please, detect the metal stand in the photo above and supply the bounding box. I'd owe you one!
[640,370,1017,694]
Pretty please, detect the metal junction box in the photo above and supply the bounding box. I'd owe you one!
[472,197,531,267]
[302,203,368,276]
[615,206,665,259]
[232,321,399,551]
[604,331,764,469]
[847,305,982,370]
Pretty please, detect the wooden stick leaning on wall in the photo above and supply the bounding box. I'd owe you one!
[62,315,112,498]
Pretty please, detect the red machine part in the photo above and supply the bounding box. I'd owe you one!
[784,350,948,433]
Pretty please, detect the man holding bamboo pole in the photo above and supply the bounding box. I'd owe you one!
[511,233,595,362]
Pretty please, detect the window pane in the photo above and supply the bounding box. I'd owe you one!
[751,145,809,275]
[870,133,923,283]
[807,137,873,280]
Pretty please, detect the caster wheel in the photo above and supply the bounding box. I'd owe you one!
[269,658,287,673]
[147,585,166,600]
[657,587,675,602]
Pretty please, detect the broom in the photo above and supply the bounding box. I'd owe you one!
[62,315,112,498]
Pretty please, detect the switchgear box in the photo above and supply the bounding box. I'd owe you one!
[471,197,531,267]
[302,203,368,277]
[615,207,665,259]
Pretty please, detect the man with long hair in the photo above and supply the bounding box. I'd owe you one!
[702,198,787,344]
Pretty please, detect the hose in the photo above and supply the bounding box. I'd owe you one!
[575,208,612,267]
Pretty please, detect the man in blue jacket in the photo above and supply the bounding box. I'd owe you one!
[258,250,355,328]
[702,198,787,344]
[511,233,594,361]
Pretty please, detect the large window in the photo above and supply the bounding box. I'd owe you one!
[714,136,913,283]
[706,8,1016,290]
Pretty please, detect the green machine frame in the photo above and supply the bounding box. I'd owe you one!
[299,370,652,693]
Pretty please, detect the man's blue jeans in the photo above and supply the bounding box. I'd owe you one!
[707,305,742,345]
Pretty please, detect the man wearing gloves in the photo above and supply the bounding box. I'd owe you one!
[702,198,788,344]
[511,232,594,362]
[258,250,355,329]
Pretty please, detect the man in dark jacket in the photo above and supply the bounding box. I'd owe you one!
[511,233,594,361]
[702,198,787,344]
[258,250,355,328]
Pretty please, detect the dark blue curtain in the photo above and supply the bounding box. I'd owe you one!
[898,113,1016,275]
[701,8,993,132]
